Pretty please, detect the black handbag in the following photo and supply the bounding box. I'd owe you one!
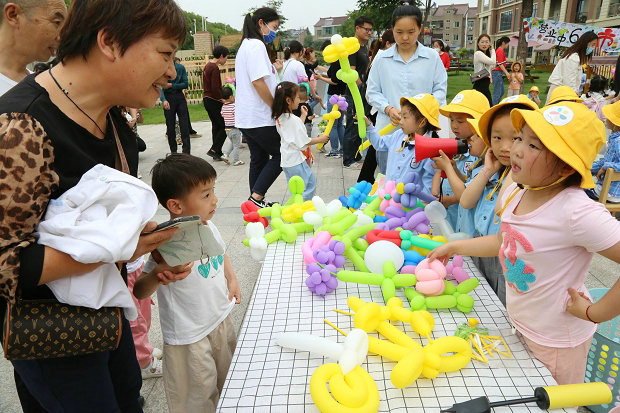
[470,68,491,83]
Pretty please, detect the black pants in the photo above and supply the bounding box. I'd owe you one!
[240,126,282,197]
[357,145,377,183]
[164,91,190,154]
[12,316,143,413]
[473,77,493,106]
[203,97,227,156]
[343,94,363,167]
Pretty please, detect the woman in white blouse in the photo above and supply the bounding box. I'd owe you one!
[547,31,599,104]
[280,40,306,84]
[472,34,495,106]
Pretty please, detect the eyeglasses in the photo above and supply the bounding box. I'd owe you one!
[357,26,373,33]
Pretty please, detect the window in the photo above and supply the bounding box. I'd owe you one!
[499,10,513,31]
[467,34,474,42]
[446,19,451,24]
[482,16,488,32]
[325,19,333,25]
[500,0,511,3]
[316,29,321,37]
[467,20,474,30]
[454,34,459,41]
[454,21,460,28]
[324,26,333,35]
[532,2,538,17]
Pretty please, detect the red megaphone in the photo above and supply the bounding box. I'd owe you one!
[415,135,468,178]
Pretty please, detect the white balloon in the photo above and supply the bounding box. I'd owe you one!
[331,34,343,45]
[352,211,373,228]
[364,240,404,274]
[325,199,343,216]
[312,196,327,215]
[245,222,265,238]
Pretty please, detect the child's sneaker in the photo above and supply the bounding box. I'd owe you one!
[221,154,230,164]
[248,196,274,208]
[152,347,163,360]
[141,356,163,379]
[233,160,245,166]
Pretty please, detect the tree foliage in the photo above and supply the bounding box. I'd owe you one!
[181,11,239,50]
[245,0,287,29]
[354,0,419,32]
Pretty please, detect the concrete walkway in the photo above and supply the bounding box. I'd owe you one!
[0,119,618,412]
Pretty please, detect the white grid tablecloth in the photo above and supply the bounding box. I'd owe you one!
[218,235,571,412]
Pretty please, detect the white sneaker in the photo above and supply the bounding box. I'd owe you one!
[141,356,163,379]
[221,154,230,165]
[152,347,163,360]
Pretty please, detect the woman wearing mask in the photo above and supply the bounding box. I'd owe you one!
[547,31,598,104]
[235,7,282,208]
[433,39,450,71]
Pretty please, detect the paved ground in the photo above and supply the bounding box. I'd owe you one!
[1,118,618,413]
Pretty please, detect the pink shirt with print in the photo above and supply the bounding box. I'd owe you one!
[499,183,620,348]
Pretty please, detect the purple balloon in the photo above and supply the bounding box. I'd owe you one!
[324,264,337,273]
[333,255,345,268]
[315,283,327,296]
[305,277,316,289]
[326,276,338,290]
[320,269,331,282]
[445,263,454,274]
[453,255,464,267]
[329,94,340,105]
[309,272,322,285]
[306,263,321,275]
[452,267,470,283]
[331,241,345,255]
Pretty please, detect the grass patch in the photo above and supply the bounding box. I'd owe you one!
[140,103,210,125]
[447,69,552,104]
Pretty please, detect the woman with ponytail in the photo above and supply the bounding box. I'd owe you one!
[236,7,282,208]
[280,40,306,84]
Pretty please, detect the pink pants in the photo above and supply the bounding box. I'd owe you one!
[522,335,592,385]
[127,264,154,368]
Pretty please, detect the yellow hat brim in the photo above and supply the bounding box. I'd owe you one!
[478,96,539,147]
[439,104,481,119]
[603,104,620,127]
[466,117,484,143]
[400,97,441,128]
[510,109,595,188]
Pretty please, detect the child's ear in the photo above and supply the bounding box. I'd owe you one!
[559,164,577,177]
[166,198,184,215]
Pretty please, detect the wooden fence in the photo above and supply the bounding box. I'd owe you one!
[176,57,237,104]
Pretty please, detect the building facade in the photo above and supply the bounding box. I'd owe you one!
[313,16,348,41]
[430,4,478,50]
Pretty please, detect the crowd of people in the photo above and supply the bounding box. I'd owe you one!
[1,1,620,413]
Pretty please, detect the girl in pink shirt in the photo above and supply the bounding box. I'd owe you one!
[429,102,620,385]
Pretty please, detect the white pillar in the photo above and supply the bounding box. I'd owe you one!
[599,0,611,19]
[543,0,552,18]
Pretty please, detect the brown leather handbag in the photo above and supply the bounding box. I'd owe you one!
[3,299,122,360]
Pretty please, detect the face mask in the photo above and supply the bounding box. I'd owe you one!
[586,46,594,55]
[263,27,277,44]
[434,47,441,53]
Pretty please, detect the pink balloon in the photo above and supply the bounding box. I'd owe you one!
[400,265,417,274]
[445,263,454,274]
[416,279,445,296]
[452,255,464,267]
[416,268,438,281]
[452,267,470,283]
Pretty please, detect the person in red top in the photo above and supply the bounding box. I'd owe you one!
[492,36,511,105]
[203,45,229,161]
[432,39,450,71]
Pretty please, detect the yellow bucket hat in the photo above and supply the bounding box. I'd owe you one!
[529,85,540,93]
[466,117,482,140]
[439,90,490,118]
[547,85,583,105]
[602,100,620,127]
[477,95,539,147]
[510,102,605,188]
[400,93,441,128]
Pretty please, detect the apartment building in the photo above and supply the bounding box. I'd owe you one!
[429,4,479,50]
[313,16,348,41]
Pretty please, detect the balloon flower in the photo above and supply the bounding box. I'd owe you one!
[318,94,348,151]
[322,34,367,145]
[305,238,346,297]
[276,329,379,413]
[393,172,436,209]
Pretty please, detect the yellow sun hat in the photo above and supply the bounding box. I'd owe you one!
[529,85,540,93]
[439,90,491,119]
[602,100,620,127]
[510,102,605,188]
[400,93,441,128]
[477,95,539,147]
[466,117,482,139]
[547,85,583,105]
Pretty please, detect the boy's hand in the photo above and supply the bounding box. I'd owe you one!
[155,261,194,285]
[300,105,308,116]
[317,134,329,144]
[597,168,605,180]
[566,287,592,321]
[228,277,241,304]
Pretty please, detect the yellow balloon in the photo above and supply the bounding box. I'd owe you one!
[425,336,472,373]
[310,364,379,413]
[391,347,425,388]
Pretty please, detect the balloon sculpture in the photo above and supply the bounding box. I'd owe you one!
[318,94,348,151]
[223,77,236,97]
[322,34,367,147]
[276,329,380,413]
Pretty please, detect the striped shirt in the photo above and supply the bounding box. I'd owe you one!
[221,103,235,128]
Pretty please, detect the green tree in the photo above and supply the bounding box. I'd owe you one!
[338,11,362,37]
[354,0,410,32]
[181,11,239,51]
[245,0,287,29]
[304,33,314,48]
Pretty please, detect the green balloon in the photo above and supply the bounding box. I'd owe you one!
[337,270,383,285]
[456,294,475,313]
[443,280,457,295]
[353,238,368,251]
[425,295,457,309]
[456,278,480,294]
[382,278,396,303]
[393,274,417,288]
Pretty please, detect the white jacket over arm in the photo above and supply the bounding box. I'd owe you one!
[548,53,582,92]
